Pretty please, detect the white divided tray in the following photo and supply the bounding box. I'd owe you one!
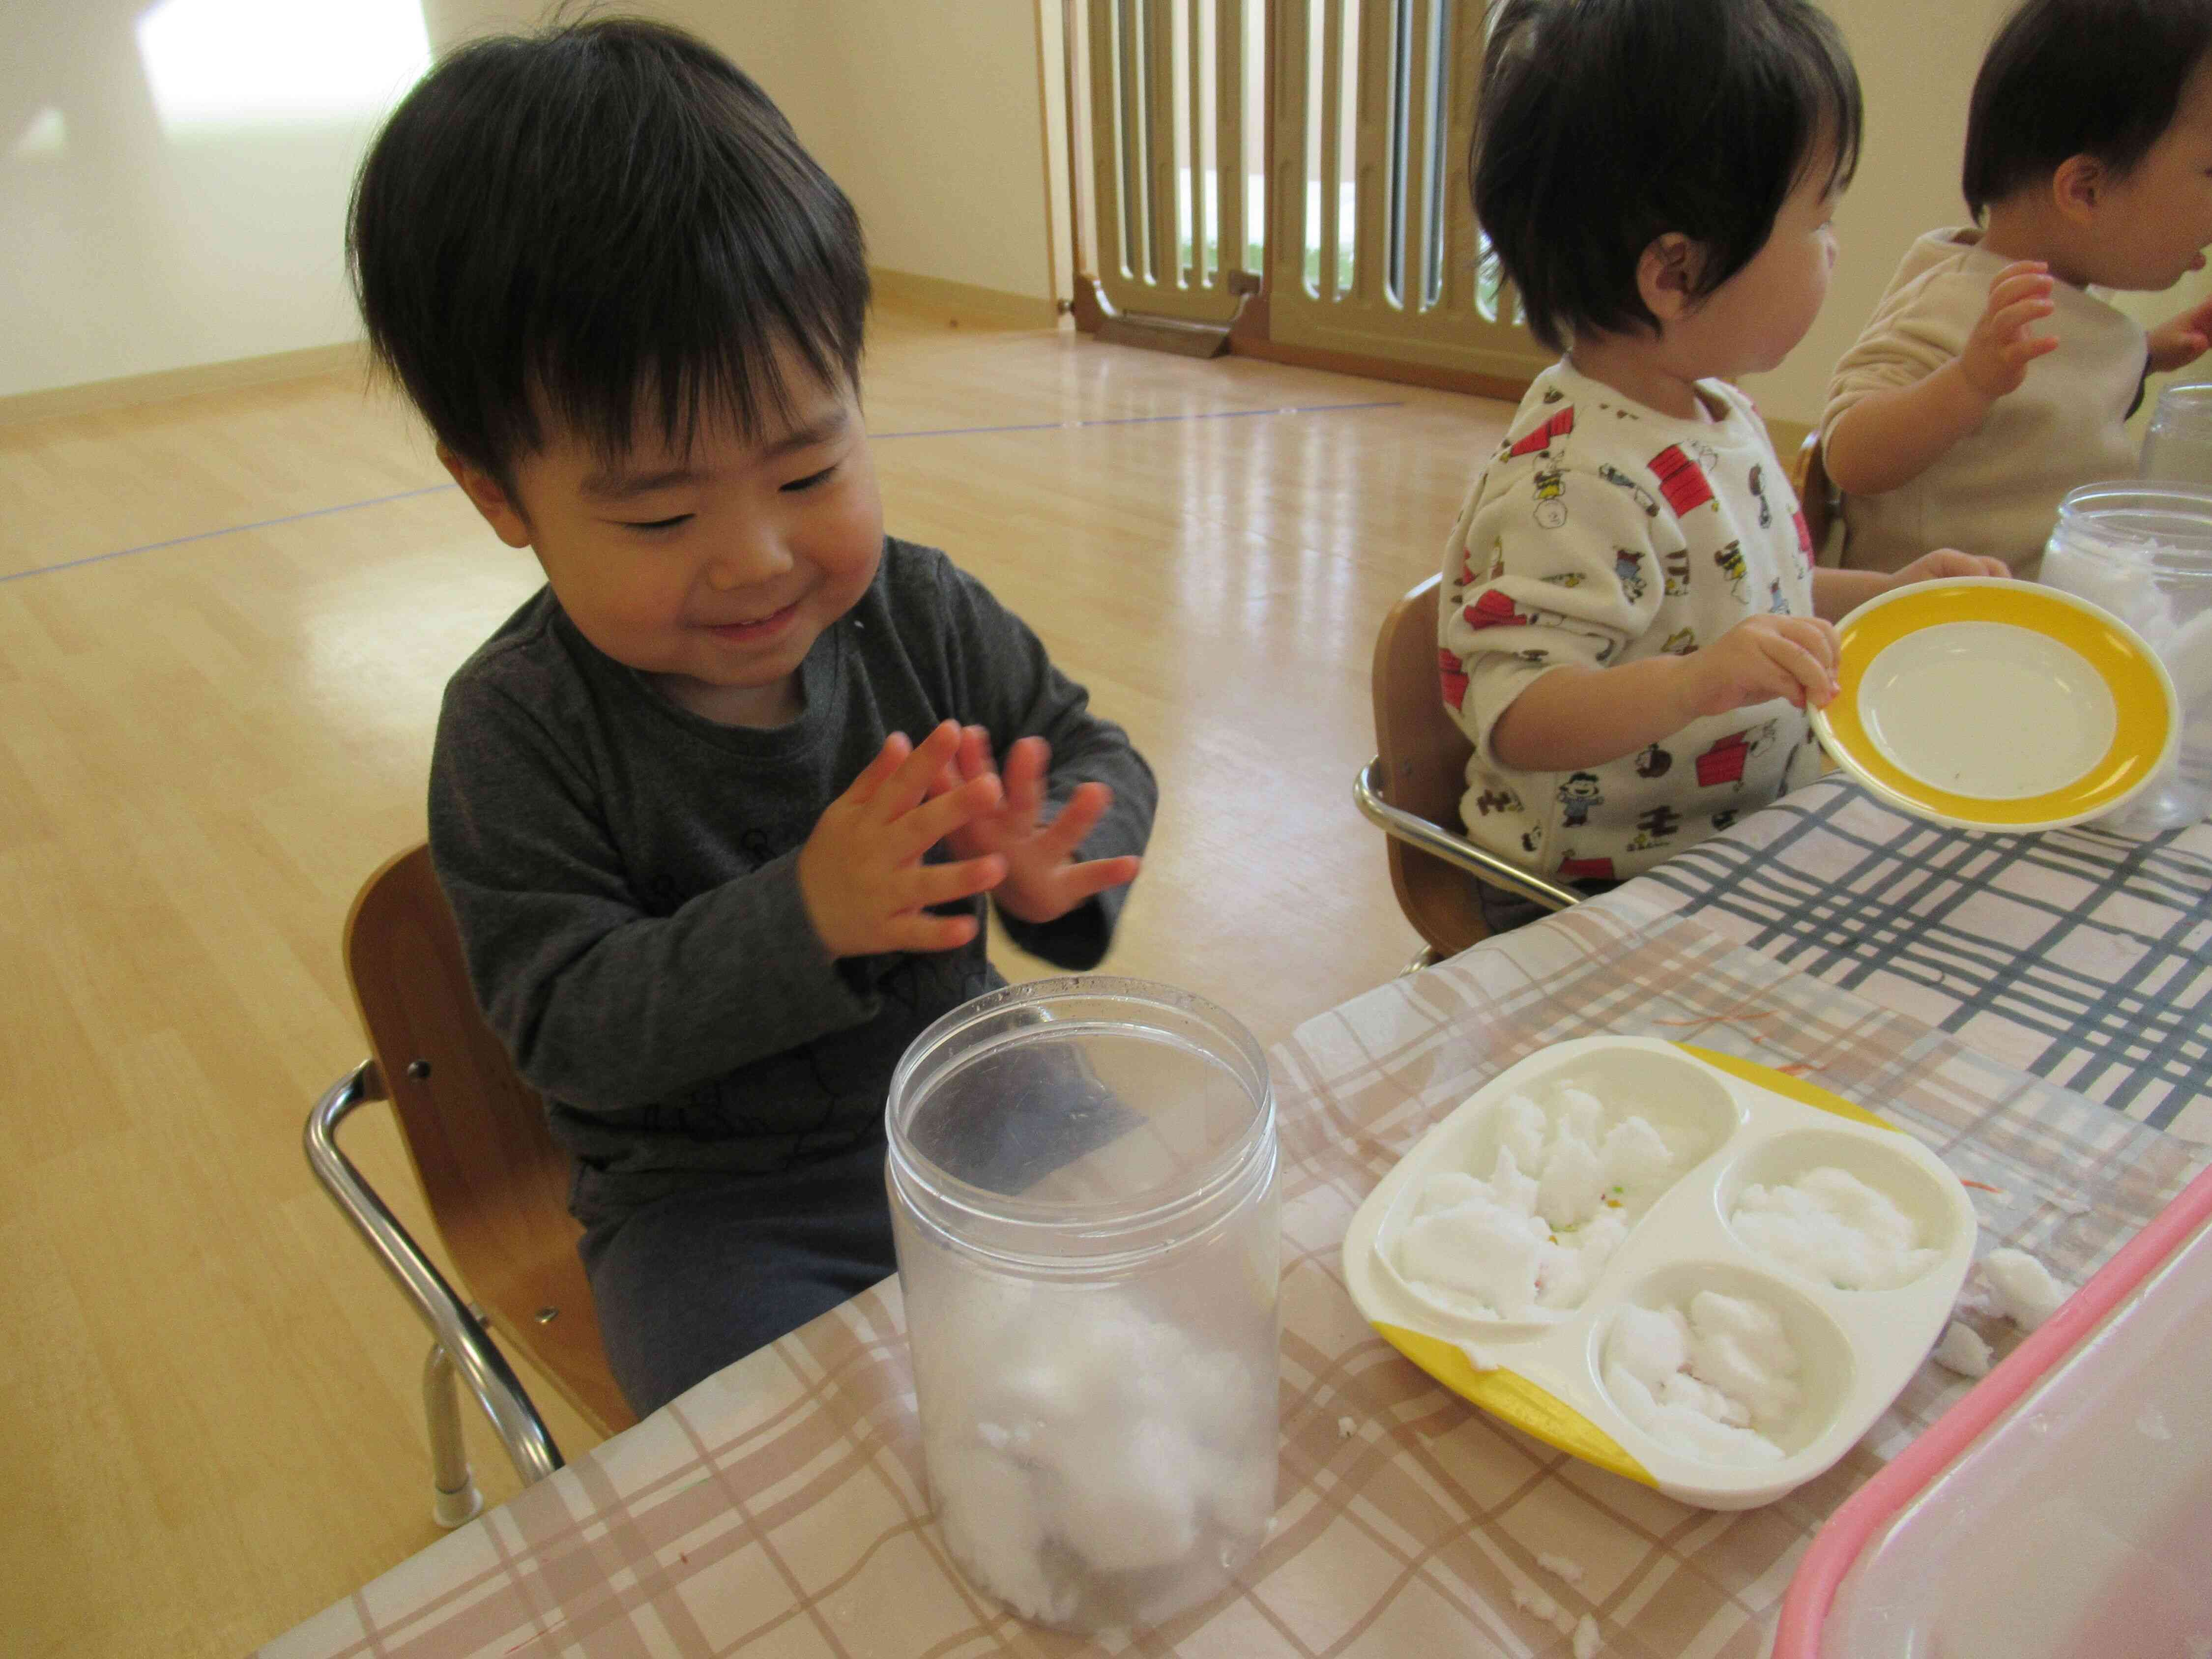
[1342,1037,1978,1509]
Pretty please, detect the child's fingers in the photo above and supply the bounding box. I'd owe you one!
[958,725,995,782]
[882,908,983,955]
[1049,853,1143,904]
[922,735,971,801]
[1809,619,1840,676]
[1987,269,2052,309]
[1769,614,1836,668]
[1747,620,1834,702]
[1988,295,2055,341]
[1035,780,1113,857]
[1001,736,1050,821]
[907,852,1006,908]
[891,772,1002,861]
[842,731,915,807]
[924,723,993,801]
[1989,259,2048,291]
[872,720,965,821]
[1771,636,1838,705]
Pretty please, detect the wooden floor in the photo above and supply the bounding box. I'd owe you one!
[0,307,1512,1655]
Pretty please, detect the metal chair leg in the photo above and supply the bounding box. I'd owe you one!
[1353,758,1585,909]
[1397,945,1441,978]
[307,1064,563,1488]
[424,1341,485,1529]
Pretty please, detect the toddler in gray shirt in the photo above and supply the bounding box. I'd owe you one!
[349,18,1154,1413]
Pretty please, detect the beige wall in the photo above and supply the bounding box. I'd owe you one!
[425,0,1066,303]
[749,0,1062,304]
[2,0,431,401]
[4,0,1063,404]
[1742,0,2212,434]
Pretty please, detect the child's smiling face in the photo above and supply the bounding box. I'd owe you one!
[444,356,885,728]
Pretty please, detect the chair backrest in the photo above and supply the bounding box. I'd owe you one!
[1372,575,1490,958]
[345,845,636,1437]
[1792,431,1838,564]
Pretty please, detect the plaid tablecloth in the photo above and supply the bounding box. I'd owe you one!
[1625,775,2212,1142]
[261,894,2207,1659]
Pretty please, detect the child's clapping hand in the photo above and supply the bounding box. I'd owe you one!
[1959,260,2062,400]
[1689,614,1841,715]
[2149,294,2212,373]
[931,725,1142,925]
[798,721,1009,959]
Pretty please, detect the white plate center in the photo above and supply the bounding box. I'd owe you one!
[1860,621,2115,799]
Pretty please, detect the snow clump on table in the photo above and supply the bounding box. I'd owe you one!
[1979,1246,2066,1330]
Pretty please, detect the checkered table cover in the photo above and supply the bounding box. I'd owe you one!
[262,900,2207,1659]
[1626,775,2212,1141]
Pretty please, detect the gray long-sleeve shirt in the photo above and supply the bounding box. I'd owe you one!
[428,538,1156,1219]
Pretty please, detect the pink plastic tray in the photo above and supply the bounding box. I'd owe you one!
[1773,1161,2212,1659]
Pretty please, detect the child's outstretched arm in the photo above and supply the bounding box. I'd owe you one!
[1810,549,2011,620]
[2149,294,2212,374]
[1490,616,1838,773]
[1825,260,2059,496]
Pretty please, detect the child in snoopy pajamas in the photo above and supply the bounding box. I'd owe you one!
[1440,0,2005,931]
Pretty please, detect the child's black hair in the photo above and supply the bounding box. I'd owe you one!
[1471,0,1861,352]
[348,16,868,485]
[1963,0,2212,216]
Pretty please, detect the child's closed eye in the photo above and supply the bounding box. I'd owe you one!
[780,464,839,493]
[622,514,694,532]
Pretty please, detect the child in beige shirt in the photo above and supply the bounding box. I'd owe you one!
[1823,0,2212,577]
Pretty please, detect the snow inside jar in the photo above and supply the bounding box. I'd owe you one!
[885,977,1280,1636]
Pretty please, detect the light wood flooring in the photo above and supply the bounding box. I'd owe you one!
[0,307,1512,1654]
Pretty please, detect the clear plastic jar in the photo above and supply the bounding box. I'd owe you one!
[2042,481,2212,832]
[885,976,1280,1635]
[2141,382,2212,486]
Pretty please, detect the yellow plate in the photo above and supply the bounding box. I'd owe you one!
[1813,578,2176,831]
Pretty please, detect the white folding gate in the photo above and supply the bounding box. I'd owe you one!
[1072,0,1548,384]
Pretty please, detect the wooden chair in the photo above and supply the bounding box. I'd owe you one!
[1791,430,1839,565]
[1353,575,1582,968]
[304,845,636,1526]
